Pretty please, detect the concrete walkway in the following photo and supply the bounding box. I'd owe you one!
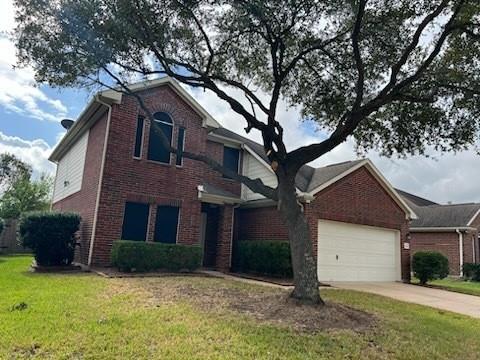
[330,282,480,319]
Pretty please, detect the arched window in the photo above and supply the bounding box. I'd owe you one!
[148,112,173,164]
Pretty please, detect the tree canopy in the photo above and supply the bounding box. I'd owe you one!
[0,154,52,219]
[14,0,480,169]
[0,153,31,192]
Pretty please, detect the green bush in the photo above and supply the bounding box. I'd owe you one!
[463,263,479,279]
[464,263,480,282]
[18,211,81,266]
[412,251,449,285]
[111,240,202,272]
[233,240,292,278]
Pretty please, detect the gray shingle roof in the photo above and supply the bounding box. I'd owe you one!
[398,190,480,228]
[211,128,364,192]
[395,189,438,207]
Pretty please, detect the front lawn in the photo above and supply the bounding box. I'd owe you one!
[413,277,480,297]
[1,255,480,359]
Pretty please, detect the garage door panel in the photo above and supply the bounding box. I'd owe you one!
[317,220,400,282]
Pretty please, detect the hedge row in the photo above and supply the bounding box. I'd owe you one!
[463,263,480,281]
[233,240,292,278]
[111,240,202,272]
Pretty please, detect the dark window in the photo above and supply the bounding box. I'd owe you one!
[121,202,150,241]
[148,112,173,164]
[223,146,240,178]
[176,127,185,166]
[133,116,144,158]
[154,206,180,244]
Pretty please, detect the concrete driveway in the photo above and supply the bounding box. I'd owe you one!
[329,282,480,319]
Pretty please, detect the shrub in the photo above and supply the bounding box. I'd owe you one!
[111,240,202,272]
[412,251,449,285]
[462,263,480,280]
[0,218,3,236]
[18,211,81,266]
[233,240,292,278]
[463,263,480,282]
[473,267,480,282]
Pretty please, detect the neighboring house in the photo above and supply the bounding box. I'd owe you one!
[50,77,417,282]
[398,190,480,275]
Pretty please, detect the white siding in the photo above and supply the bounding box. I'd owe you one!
[52,130,89,202]
[241,151,277,200]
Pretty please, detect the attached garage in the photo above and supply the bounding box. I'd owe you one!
[317,220,401,282]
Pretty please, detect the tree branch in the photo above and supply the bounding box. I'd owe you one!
[98,67,278,200]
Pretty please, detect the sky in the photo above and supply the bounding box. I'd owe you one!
[0,1,479,205]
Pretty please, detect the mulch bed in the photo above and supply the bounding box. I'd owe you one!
[91,267,211,279]
[115,276,375,333]
[31,261,83,273]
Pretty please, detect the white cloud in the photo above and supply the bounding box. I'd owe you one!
[0,131,55,177]
[185,84,480,205]
[0,2,68,123]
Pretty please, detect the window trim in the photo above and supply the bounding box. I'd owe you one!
[133,116,146,159]
[148,112,174,165]
[176,127,186,167]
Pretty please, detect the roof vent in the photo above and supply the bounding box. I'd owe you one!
[60,119,75,131]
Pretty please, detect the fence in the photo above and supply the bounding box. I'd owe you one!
[0,219,28,254]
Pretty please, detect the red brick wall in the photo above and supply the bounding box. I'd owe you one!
[410,232,461,275]
[236,205,288,241]
[52,111,108,264]
[216,205,234,271]
[410,224,480,276]
[90,85,240,266]
[237,167,411,281]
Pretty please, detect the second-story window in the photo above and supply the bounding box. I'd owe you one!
[148,112,173,164]
[176,127,185,166]
[133,116,144,158]
[223,146,240,179]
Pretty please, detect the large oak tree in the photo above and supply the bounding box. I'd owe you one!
[14,0,480,304]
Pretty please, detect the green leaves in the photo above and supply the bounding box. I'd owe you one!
[0,153,52,219]
[12,0,480,162]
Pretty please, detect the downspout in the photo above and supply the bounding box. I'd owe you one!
[87,97,113,267]
[472,234,476,264]
[456,229,464,277]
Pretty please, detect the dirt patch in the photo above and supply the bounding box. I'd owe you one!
[111,277,375,332]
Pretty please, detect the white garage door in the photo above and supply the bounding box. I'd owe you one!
[317,220,400,282]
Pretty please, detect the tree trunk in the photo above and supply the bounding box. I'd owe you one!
[277,172,324,305]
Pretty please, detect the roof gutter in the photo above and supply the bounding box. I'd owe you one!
[410,226,476,232]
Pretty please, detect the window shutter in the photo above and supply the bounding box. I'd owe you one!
[154,206,180,244]
[121,202,150,241]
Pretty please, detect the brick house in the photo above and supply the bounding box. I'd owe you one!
[50,77,417,282]
[398,190,480,276]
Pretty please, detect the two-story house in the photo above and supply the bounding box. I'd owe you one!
[50,77,418,282]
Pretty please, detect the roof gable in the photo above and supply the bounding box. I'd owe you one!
[50,77,219,162]
[308,159,417,219]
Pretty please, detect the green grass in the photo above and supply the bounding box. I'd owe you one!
[412,277,480,297]
[1,255,480,359]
